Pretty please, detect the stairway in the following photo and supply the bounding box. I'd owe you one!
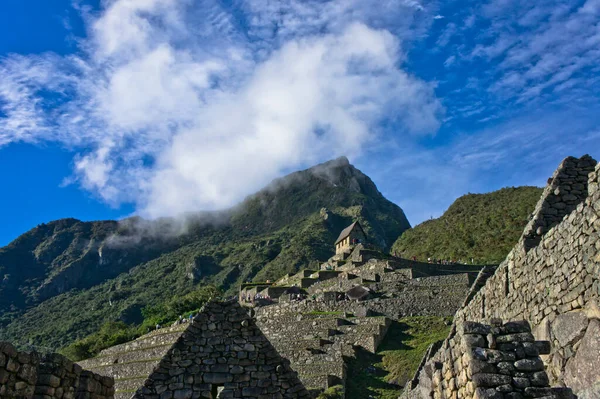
[256,312,391,396]
[77,324,188,399]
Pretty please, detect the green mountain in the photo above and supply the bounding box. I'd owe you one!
[391,186,543,264]
[0,157,410,351]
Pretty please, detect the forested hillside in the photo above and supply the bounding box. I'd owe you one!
[0,157,410,351]
[391,187,543,264]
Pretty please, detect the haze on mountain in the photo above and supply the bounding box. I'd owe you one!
[0,154,548,355]
[0,157,411,350]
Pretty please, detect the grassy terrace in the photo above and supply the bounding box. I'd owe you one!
[240,282,274,289]
[346,316,452,399]
[301,311,347,316]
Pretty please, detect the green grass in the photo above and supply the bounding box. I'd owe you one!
[302,311,345,316]
[346,316,452,399]
[392,186,542,264]
[240,282,274,288]
[316,385,344,399]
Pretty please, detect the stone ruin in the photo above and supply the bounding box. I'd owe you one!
[404,319,573,399]
[237,237,490,395]
[403,154,600,398]
[78,300,309,399]
[4,155,598,399]
[0,341,114,398]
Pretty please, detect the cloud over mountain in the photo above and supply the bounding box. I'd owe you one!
[0,0,442,217]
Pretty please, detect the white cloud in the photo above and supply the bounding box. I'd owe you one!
[369,104,600,226]
[472,0,600,103]
[0,0,442,218]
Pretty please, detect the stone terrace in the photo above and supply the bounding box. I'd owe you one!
[255,309,390,396]
[79,300,309,399]
[78,324,188,398]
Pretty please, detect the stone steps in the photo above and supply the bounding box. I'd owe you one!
[298,374,335,391]
[113,376,148,393]
[77,324,189,397]
[95,325,187,356]
[82,358,162,380]
[271,338,333,351]
[78,343,173,369]
[294,362,346,380]
[258,313,389,396]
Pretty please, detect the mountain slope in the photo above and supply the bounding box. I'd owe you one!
[0,157,410,350]
[391,186,543,264]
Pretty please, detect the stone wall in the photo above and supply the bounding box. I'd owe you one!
[0,342,39,397]
[405,155,600,398]
[404,320,572,399]
[280,272,472,318]
[0,342,114,399]
[133,300,310,399]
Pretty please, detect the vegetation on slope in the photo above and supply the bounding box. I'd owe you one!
[60,285,220,361]
[346,316,452,399]
[0,157,411,351]
[391,186,542,264]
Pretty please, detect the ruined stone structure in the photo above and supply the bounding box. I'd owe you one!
[403,155,600,399]
[0,342,114,398]
[7,155,597,399]
[255,308,391,395]
[237,239,488,395]
[404,319,573,399]
[79,300,309,399]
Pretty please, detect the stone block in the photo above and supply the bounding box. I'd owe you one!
[463,334,486,348]
[530,371,549,387]
[523,387,553,397]
[514,358,544,372]
[496,333,535,344]
[533,341,551,355]
[474,387,503,399]
[472,373,512,388]
[564,319,600,395]
[464,322,492,335]
[37,373,61,388]
[552,311,589,347]
[203,373,233,384]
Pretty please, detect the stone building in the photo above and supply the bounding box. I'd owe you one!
[78,300,309,399]
[334,221,366,254]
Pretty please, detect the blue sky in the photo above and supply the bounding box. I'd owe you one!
[1,0,599,246]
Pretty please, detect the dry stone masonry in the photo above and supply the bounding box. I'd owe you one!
[242,244,488,395]
[404,155,600,399]
[404,319,573,399]
[0,341,114,399]
[80,300,309,399]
